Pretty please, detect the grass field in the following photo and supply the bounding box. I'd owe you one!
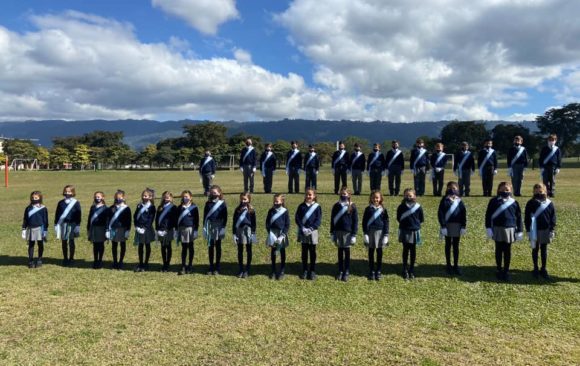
[0,168,578,365]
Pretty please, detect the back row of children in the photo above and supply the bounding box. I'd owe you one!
[202,134,562,200]
[22,182,556,282]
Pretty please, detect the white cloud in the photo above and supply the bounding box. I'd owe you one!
[152,0,238,35]
[233,48,252,64]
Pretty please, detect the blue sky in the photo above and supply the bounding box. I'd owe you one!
[0,0,578,122]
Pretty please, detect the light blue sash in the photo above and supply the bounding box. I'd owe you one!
[479,149,495,175]
[28,205,45,218]
[235,209,248,229]
[302,203,320,226]
[369,151,381,168]
[530,200,551,241]
[90,205,106,226]
[261,152,273,176]
[366,206,383,230]
[400,203,421,221]
[109,205,127,230]
[242,146,254,163]
[270,207,287,225]
[305,153,317,168]
[135,202,151,222]
[543,146,558,165]
[491,198,515,222]
[351,152,363,168]
[286,150,299,170]
[511,146,525,166]
[201,156,213,170]
[205,200,224,224]
[444,199,461,223]
[457,151,471,178]
[387,149,402,168]
[333,150,346,167]
[177,204,197,226]
[333,204,349,225]
[57,199,78,225]
[434,152,446,167]
[413,148,427,171]
[157,203,174,225]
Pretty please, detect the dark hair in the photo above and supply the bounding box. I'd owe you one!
[62,185,76,197]
[30,191,43,204]
[208,185,224,200]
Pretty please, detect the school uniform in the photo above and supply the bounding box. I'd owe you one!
[539,145,562,197]
[266,206,290,279]
[507,145,528,196]
[203,199,228,273]
[55,198,82,264]
[233,205,257,276]
[22,204,48,267]
[478,148,498,197]
[437,196,467,272]
[87,203,110,269]
[332,149,350,194]
[485,196,523,280]
[385,148,405,195]
[156,202,179,272]
[330,201,358,280]
[430,151,448,196]
[133,202,156,271]
[367,150,386,192]
[108,203,132,269]
[199,155,216,196]
[453,149,475,196]
[286,149,302,193]
[259,150,277,193]
[397,201,424,277]
[350,151,366,195]
[410,147,429,196]
[525,197,556,276]
[240,146,257,193]
[176,203,199,274]
[295,202,322,279]
[303,152,320,190]
[362,204,389,279]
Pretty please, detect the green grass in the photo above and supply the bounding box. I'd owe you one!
[0,169,579,365]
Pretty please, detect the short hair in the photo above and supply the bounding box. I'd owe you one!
[548,134,557,140]
[273,193,286,207]
[446,181,459,190]
[532,183,547,194]
[483,138,492,144]
[392,140,399,144]
[208,185,224,200]
[62,185,76,197]
[30,191,43,204]
[496,181,513,195]
[435,142,444,149]
[354,143,360,148]
[416,138,424,144]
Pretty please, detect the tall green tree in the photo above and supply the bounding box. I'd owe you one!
[183,122,227,150]
[491,124,540,158]
[440,121,489,152]
[2,139,38,158]
[50,147,71,169]
[73,144,92,170]
[536,103,580,154]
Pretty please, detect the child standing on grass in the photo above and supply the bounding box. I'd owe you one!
[525,183,556,280]
[204,185,227,275]
[397,188,424,280]
[362,190,389,281]
[87,191,109,269]
[177,190,199,275]
[485,182,523,282]
[266,194,290,280]
[233,192,257,278]
[437,182,467,276]
[156,191,178,273]
[295,188,322,280]
[22,191,48,268]
[108,190,131,270]
[330,187,358,282]
[55,185,82,266]
[133,188,156,272]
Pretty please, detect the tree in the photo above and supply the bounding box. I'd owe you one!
[36,147,50,168]
[139,144,158,168]
[72,144,91,170]
[2,139,38,159]
[313,142,336,166]
[342,136,370,154]
[536,103,580,154]
[154,147,175,168]
[491,124,541,158]
[440,121,489,152]
[183,122,227,150]
[50,147,71,169]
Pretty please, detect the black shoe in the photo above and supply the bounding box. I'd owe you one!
[503,272,511,282]
[112,262,118,270]
[134,265,141,272]
[117,262,124,270]
[374,271,382,281]
[336,272,343,281]
[142,264,149,272]
[242,271,249,279]
[276,271,285,280]
[496,270,503,280]
[540,269,550,280]
[446,265,453,275]
[453,266,462,276]
[532,269,539,279]
[35,259,42,268]
[213,270,219,276]
[178,267,186,275]
[62,259,69,267]
[408,271,415,280]
[308,271,317,281]
[341,272,349,282]
[269,272,276,280]
[299,270,308,280]
[237,271,244,278]
[185,265,192,274]
[28,261,35,269]
[368,271,375,281]
[402,270,409,280]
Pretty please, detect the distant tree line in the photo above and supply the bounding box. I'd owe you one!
[1,103,578,170]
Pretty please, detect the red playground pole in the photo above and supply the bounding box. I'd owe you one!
[4,154,8,188]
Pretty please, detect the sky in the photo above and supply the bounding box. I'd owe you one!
[0,0,579,123]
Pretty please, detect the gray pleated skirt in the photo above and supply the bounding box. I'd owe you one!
[298,229,319,245]
[134,227,156,245]
[492,227,516,243]
[366,228,386,248]
[178,226,195,243]
[89,225,107,243]
[399,229,420,244]
[266,228,289,249]
[205,220,224,243]
[26,227,44,242]
[445,223,462,238]
[57,223,76,241]
[533,229,552,246]
[111,227,128,242]
[158,229,174,247]
[334,230,354,248]
[235,225,253,245]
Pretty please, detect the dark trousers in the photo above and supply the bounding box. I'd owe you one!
[369,169,382,192]
[242,165,255,193]
[338,247,351,273]
[368,248,383,273]
[181,242,194,267]
[28,241,44,262]
[334,168,348,194]
[201,174,212,195]
[288,169,300,193]
[93,242,105,264]
[262,171,273,193]
[305,170,317,190]
[532,244,548,270]
[481,166,495,196]
[388,172,402,195]
[510,164,525,196]
[444,237,460,267]
[208,240,222,272]
[112,241,126,265]
[237,243,252,273]
[542,165,557,197]
[351,169,363,194]
[61,239,75,261]
[402,242,417,272]
[458,170,472,196]
[301,243,317,272]
[138,243,151,266]
[413,167,427,196]
[495,241,512,273]
[270,248,286,274]
[432,169,445,196]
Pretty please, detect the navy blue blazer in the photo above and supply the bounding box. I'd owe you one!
[507,146,528,167]
[87,204,110,231]
[259,151,277,173]
[539,145,562,168]
[134,203,156,229]
[295,202,322,230]
[199,156,216,175]
[176,204,199,229]
[367,151,386,171]
[430,152,448,169]
[266,207,290,235]
[303,153,320,172]
[22,205,49,229]
[239,147,257,168]
[203,200,228,228]
[350,152,366,171]
[108,204,132,230]
[286,150,302,171]
[385,149,405,174]
[330,202,358,235]
[155,203,179,231]
[524,199,556,232]
[362,205,389,234]
[410,147,429,170]
[485,197,522,231]
[437,197,467,228]
[232,206,257,234]
[454,150,475,172]
[477,149,498,170]
[397,203,424,231]
[55,199,82,225]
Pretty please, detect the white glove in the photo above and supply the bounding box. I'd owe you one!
[385,169,389,176]
[315,171,319,175]
[252,167,256,173]
[555,169,560,175]
[381,235,389,246]
[157,230,166,238]
[301,227,312,236]
[493,170,497,175]
[486,228,493,238]
[549,231,555,239]
[516,232,523,241]
[21,229,27,240]
[219,228,226,238]
[233,236,238,245]
[211,175,215,179]
[74,226,80,237]
[136,227,145,234]
[251,233,257,243]
[174,231,178,240]
[350,236,356,245]
[124,230,130,240]
[460,228,466,236]
[436,167,442,173]
[508,168,513,177]
[239,167,243,173]
[275,235,283,245]
[364,234,369,245]
[440,228,448,237]
[193,230,199,239]
[43,231,48,239]
[105,230,111,240]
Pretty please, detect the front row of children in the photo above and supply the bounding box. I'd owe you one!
[22,181,556,282]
